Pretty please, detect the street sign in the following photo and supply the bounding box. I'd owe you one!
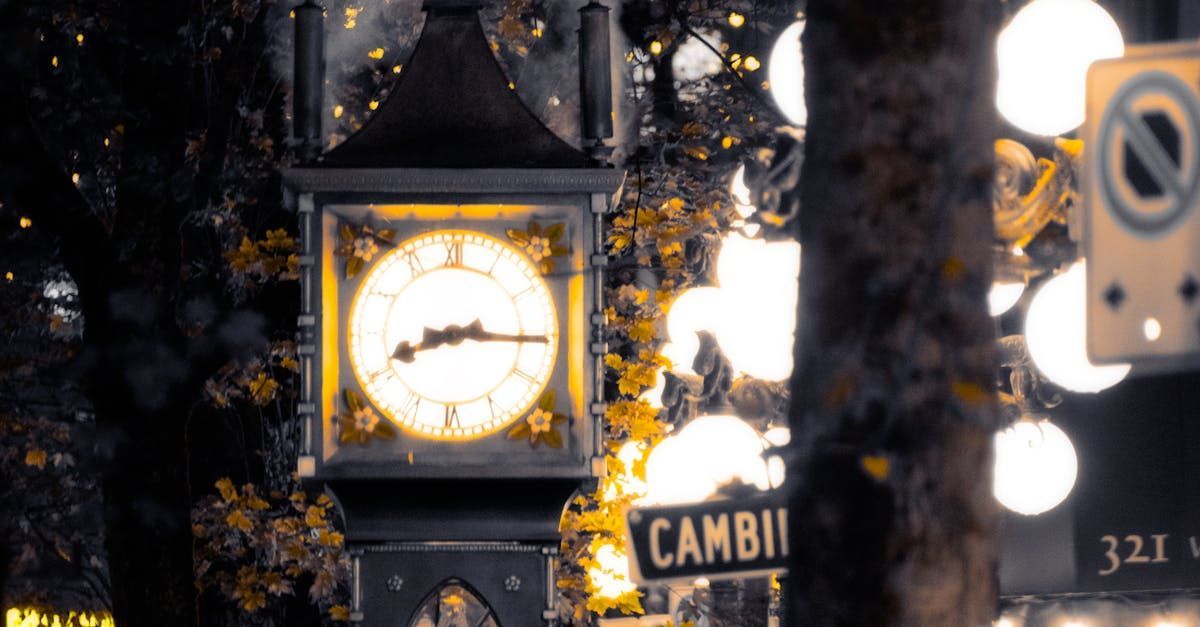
[625,490,788,584]
[1085,41,1200,371]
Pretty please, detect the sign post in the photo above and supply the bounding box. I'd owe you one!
[625,490,788,584]
[1085,42,1200,371]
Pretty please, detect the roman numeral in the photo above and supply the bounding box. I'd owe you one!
[512,285,534,300]
[487,395,500,419]
[444,241,463,267]
[444,404,461,428]
[403,251,423,274]
[487,253,502,275]
[513,368,537,384]
[398,392,420,420]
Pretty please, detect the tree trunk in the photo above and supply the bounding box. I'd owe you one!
[786,1,1000,625]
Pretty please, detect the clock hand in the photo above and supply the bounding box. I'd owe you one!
[391,319,548,363]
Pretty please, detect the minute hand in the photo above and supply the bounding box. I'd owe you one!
[391,319,548,363]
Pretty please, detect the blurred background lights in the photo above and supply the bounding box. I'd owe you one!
[661,286,721,375]
[768,20,806,126]
[762,425,791,447]
[989,281,1025,316]
[994,419,1078,515]
[729,164,756,218]
[672,30,724,82]
[996,0,1124,136]
[713,234,801,380]
[587,542,638,600]
[642,414,772,506]
[602,440,648,502]
[1025,262,1130,393]
[660,233,801,381]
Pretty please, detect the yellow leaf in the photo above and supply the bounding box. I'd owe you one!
[941,256,965,281]
[861,455,890,481]
[607,233,631,252]
[305,505,325,527]
[618,363,657,397]
[952,380,990,406]
[225,509,254,532]
[318,529,344,547]
[628,319,656,343]
[216,477,238,502]
[247,372,278,406]
[330,605,351,621]
[24,448,47,469]
[604,353,625,370]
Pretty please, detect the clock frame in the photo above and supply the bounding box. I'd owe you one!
[283,176,622,481]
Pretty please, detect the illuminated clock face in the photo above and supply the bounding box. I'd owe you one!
[347,229,558,440]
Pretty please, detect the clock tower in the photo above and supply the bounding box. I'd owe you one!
[281,2,621,624]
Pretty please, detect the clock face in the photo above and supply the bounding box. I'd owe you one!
[347,229,559,440]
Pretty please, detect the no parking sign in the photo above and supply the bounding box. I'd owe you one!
[1085,42,1200,370]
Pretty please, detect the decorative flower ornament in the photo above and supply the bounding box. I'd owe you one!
[337,389,396,445]
[507,390,568,448]
[506,220,568,274]
[352,236,379,262]
[527,408,554,434]
[352,407,380,434]
[335,223,396,279]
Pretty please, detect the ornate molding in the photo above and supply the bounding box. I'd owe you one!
[281,167,625,195]
[361,541,549,554]
[993,138,1079,245]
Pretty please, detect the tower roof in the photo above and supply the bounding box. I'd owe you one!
[319,4,591,169]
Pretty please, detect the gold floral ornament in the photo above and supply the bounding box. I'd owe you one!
[337,388,396,445]
[335,223,396,279]
[506,220,568,274]
[507,390,568,448]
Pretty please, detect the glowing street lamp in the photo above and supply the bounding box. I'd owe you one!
[641,414,773,506]
[768,20,806,127]
[994,418,1078,515]
[996,0,1124,136]
[1024,262,1130,393]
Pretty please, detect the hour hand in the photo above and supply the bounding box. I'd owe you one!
[391,319,546,363]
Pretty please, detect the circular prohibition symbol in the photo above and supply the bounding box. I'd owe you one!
[1098,71,1200,238]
